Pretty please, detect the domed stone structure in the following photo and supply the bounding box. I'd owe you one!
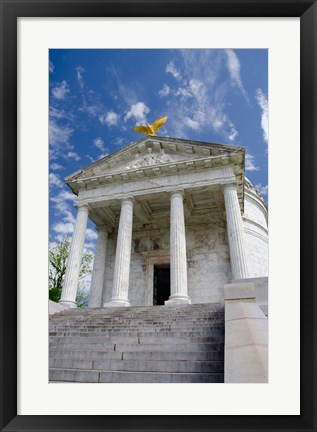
[243,178,268,278]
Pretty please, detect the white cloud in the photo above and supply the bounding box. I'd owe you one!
[163,51,240,143]
[53,224,97,246]
[174,87,192,98]
[158,84,170,97]
[76,66,85,89]
[86,228,98,241]
[93,137,105,151]
[184,117,200,130]
[63,210,76,224]
[49,106,74,122]
[166,60,181,80]
[53,222,74,235]
[114,137,124,147]
[124,102,150,123]
[50,189,76,233]
[225,49,242,87]
[209,109,239,143]
[49,114,76,162]
[255,89,268,143]
[75,66,102,118]
[49,173,63,188]
[86,155,96,163]
[50,188,75,236]
[82,104,100,117]
[49,120,73,147]
[84,244,96,253]
[51,80,70,100]
[225,49,248,100]
[49,107,64,120]
[98,153,108,159]
[228,128,239,142]
[66,151,80,161]
[50,163,63,171]
[49,60,54,73]
[51,190,75,203]
[255,183,268,196]
[189,79,205,98]
[50,190,75,213]
[245,154,260,171]
[99,111,119,127]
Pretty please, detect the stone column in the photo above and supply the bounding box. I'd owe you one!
[165,191,191,305]
[104,198,134,307]
[59,204,89,308]
[88,226,109,308]
[223,183,250,279]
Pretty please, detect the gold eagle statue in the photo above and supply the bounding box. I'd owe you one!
[133,115,168,136]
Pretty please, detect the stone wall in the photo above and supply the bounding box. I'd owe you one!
[102,219,231,306]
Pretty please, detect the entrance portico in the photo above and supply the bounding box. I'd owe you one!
[60,136,250,308]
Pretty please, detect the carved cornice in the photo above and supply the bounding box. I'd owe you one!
[244,178,267,208]
[66,137,245,193]
[68,154,242,194]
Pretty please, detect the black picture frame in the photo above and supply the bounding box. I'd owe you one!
[0,1,316,431]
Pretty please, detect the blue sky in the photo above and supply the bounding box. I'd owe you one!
[49,49,268,251]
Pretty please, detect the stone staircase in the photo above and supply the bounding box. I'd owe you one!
[49,303,225,383]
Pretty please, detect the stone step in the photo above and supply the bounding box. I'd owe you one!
[49,368,224,383]
[54,303,223,313]
[52,309,224,316]
[49,329,224,338]
[52,309,224,315]
[50,358,224,373]
[52,314,224,322]
[50,349,123,360]
[49,326,224,337]
[51,315,223,321]
[49,348,224,361]
[50,313,224,325]
[50,319,224,328]
[49,323,224,336]
[50,320,225,326]
[50,322,224,330]
[52,309,224,321]
[50,334,223,346]
[49,342,224,352]
[49,303,225,383]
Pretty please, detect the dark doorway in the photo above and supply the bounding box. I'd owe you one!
[153,265,170,305]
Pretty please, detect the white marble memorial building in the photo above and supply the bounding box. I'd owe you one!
[59,136,268,309]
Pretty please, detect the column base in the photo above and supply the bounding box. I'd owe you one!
[165,295,191,306]
[103,298,130,308]
[59,299,77,308]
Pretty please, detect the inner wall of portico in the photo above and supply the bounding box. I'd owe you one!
[101,218,231,307]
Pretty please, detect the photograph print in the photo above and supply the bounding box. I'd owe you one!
[49,49,268,383]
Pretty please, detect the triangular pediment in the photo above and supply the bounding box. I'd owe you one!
[66,136,244,186]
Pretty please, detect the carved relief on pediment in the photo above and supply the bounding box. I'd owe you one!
[125,148,174,170]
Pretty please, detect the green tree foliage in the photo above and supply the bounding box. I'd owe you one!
[49,237,94,307]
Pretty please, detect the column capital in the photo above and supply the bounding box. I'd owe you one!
[121,196,135,207]
[222,181,237,191]
[96,225,112,234]
[75,202,89,212]
[170,189,185,199]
